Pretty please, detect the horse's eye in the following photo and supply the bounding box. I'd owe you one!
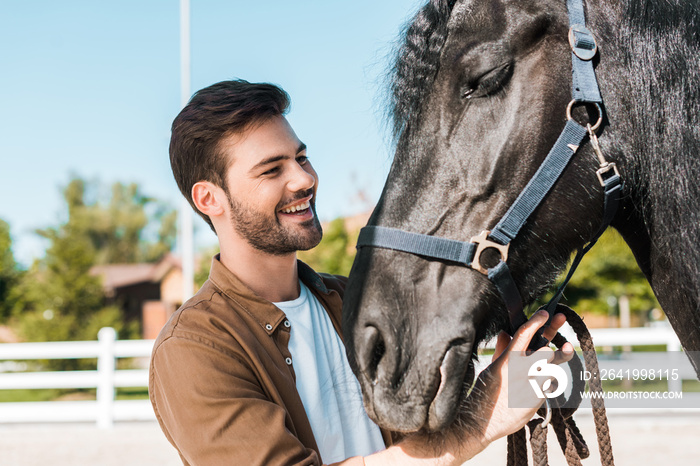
[461,61,513,100]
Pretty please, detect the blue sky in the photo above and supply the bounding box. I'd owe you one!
[0,0,424,265]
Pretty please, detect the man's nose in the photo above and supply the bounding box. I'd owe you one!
[287,163,316,192]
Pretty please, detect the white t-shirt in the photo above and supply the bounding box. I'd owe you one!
[274,281,385,463]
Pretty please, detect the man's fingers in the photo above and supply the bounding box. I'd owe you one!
[541,312,566,341]
[510,310,549,352]
[493,331,511,360]
[550,342,575,365]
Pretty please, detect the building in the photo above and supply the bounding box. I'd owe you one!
[90,254,186,339]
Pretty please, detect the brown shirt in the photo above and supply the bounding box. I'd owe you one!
[149,256,390,465]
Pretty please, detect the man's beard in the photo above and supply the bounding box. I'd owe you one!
[226,189,323,256]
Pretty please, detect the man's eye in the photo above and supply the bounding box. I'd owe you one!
[297,155,308,164]
[262,166,280,176]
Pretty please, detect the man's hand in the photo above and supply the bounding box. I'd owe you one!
[459,310,574,460]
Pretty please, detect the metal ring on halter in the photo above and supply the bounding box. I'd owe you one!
[541,398,553,428]
[566,100,603,132]
[468,230,509,275]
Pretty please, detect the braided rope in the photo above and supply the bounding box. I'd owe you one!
[528,419,548,466]
[507,431,515,466]
[565,416,590,459]
[558,306,615,465]
[507,427,529,466]
[552,409,584,466]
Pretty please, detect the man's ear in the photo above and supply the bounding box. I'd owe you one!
[191,181,226,218]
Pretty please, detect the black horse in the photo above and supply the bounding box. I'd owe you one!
[342,0,700,434]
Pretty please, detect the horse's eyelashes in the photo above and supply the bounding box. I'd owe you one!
[461,61,513,100]
[479,62,513,94]
[461,87,476,99]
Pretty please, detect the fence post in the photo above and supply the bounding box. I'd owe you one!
[97,327,116,429]
[666,330,683,394]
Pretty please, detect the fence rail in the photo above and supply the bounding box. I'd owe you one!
[0,324,696,427]
[0,328,154,428]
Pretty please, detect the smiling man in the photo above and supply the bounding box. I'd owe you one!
[149,79,573,466]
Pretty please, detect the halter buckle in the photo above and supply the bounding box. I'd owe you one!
[596,163,620,186]
[568,24,598,61]
[469,230,509,275]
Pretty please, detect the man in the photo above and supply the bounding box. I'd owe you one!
[149,79,573,465]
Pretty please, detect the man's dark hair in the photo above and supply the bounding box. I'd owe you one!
[169,79,290,231]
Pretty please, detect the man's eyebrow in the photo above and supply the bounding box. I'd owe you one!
[250,143,307,172]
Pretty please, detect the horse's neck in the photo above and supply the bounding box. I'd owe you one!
[590,0,700,360]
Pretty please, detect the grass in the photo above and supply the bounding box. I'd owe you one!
[116,387,149,400]
[0,388,64,403]
[0,387,150,403]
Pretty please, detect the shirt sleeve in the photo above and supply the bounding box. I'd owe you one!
[149,335,365,466]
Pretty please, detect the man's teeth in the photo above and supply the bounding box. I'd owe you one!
[281,201,310,214]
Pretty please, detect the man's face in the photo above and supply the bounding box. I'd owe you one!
[220,115,322,256]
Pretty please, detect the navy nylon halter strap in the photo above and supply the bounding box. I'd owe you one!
[356,227,476,266]
[567,0,602,103]
[356,0,619,346]
[489,120,588,245]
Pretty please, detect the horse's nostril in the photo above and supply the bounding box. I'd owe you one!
[359,325,385,384]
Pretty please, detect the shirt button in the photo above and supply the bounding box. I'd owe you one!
[285,357,292,365]
[284,320,291,328]
[265,324,273,331]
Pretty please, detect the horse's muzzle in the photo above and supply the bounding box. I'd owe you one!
[354,322,475,432]
[427,340,474,431]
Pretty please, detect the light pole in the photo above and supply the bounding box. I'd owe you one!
[179,0,194,300]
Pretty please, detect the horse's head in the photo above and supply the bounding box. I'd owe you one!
[343,0,609,433]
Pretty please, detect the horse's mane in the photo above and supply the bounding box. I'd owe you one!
[389,0,458,140]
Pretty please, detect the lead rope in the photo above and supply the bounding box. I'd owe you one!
[506,305,615,465]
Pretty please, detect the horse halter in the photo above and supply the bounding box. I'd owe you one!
[356,0,623,349]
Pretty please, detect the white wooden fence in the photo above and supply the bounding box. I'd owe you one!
[0,328,154,428]
[0,324,696,427]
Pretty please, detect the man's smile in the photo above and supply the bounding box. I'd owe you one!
[278,194,314,220]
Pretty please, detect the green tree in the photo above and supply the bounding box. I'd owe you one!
[61,178,176,265]
[0,219,20,322]
[13,210,132,343]
[558,229,659,317]
[195,245,220,288]
[11,177,175,344]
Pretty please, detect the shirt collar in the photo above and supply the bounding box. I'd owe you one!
[297,260,329,294]
[207,254,330,334]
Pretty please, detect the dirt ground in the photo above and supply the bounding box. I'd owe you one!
[0,413,698,465]
[473,412,700,465]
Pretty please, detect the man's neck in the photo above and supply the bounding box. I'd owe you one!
[219,244,300,303]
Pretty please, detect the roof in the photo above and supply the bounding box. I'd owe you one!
[90,254,182,291]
